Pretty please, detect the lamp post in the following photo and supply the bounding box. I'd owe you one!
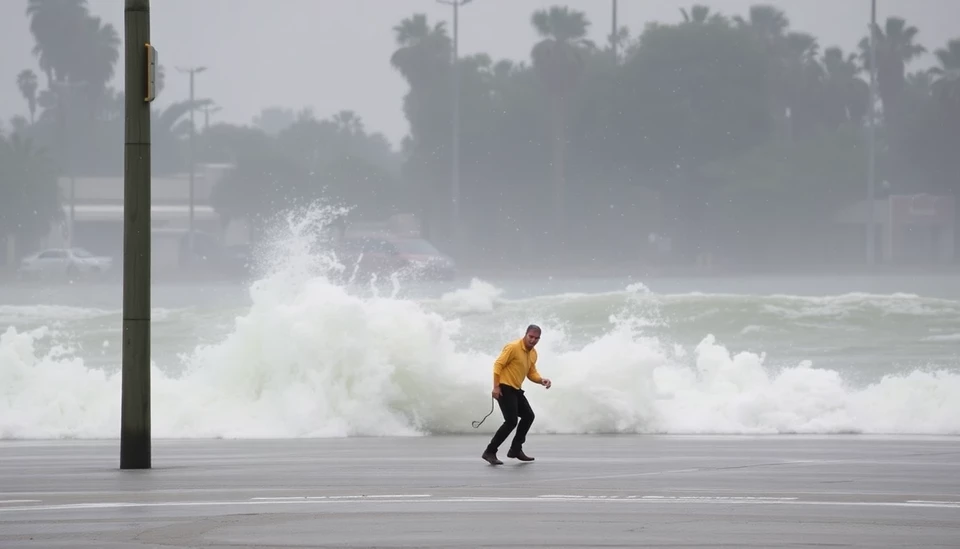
[175,65,206,259]
[866,0,877,265]
[437,0,471,253]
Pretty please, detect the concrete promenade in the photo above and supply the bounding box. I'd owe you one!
[1,435,959,547]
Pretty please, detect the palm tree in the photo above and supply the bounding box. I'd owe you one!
[858,17,926,122]
[733,6,796,138]
[390,14,451,88]
[0,132,62,245]
[780,32,824,137]
[9,116,30,136]
[27,0,119,106]
[153,99,214,174]
[529,6,593,245]
[26,0,90,86]
[390,14,452,239]
[17,70,39,124]
[332,110,364,135]
[820,47,869,127]
[733,4,789,46]
[77,15,120,93]
[906,70,933,96]
[930,39,960,106]
[389,15,452,147]
[491,60,517,86]
[680,5,725,25]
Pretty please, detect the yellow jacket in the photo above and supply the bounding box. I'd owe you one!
[493,338,543,390]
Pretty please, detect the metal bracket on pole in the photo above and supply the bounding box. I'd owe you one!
[146,43,158,102]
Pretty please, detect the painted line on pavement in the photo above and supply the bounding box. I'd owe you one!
[251,494,432,501]
[2,495,960,514]
[540,495,799,501]
[907,500,960,505]
[478,460,832,488]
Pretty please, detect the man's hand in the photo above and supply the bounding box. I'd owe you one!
[492,385,501,399]
[541,378,552,389]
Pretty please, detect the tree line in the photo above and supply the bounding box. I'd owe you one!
[3,0,958,267]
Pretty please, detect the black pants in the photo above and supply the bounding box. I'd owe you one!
[485,384,535,453]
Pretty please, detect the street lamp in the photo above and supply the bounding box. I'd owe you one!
[437,0,471,253]
[866,0,877,266]
[175,65,206,259]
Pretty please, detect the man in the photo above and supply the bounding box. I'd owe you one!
[481,324,552,465]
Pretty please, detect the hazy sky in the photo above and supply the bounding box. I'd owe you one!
[1,0,956,148]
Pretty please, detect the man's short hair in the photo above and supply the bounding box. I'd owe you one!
[525,324,541,334]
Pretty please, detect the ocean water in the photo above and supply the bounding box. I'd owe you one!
[2,207,960,439]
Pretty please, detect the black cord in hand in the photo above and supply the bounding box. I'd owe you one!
[471,397,495,428]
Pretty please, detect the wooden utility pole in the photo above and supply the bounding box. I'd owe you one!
[121,0,156,470]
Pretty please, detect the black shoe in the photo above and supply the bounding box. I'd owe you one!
[482,451,503,465]
[507,448,534,461]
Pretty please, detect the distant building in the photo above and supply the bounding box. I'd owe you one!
[34,163,240,273]
[833,193,956,264]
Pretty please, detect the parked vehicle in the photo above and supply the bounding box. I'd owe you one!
[17,247,113,280]
[336,235,456,281]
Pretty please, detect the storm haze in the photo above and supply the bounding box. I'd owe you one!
[1,0,959,277]
[1,0,956,146]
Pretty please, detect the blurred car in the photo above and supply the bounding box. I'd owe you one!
[337,235,456,281]
[17,247,113,280]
